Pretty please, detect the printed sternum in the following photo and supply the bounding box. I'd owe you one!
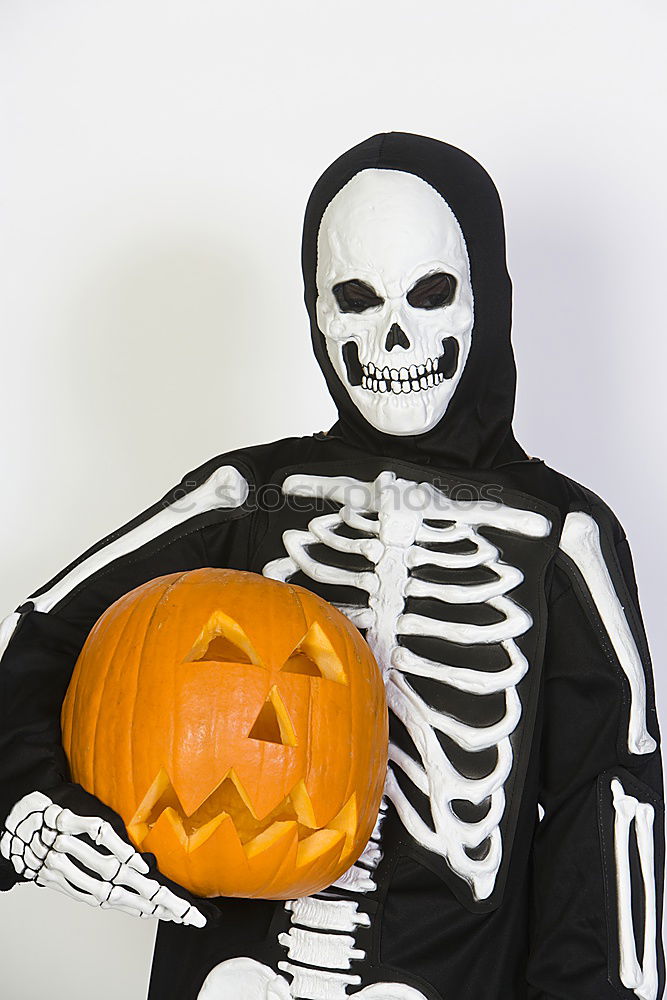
[366,487,423,679]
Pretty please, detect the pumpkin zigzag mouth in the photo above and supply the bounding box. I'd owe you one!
[127,768,357,865]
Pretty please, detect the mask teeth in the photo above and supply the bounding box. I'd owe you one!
[360,355,446,393]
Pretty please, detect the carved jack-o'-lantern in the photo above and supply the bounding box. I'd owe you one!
[61,568,388,899]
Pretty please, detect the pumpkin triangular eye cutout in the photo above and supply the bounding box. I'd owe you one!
[282,652,322,677]
[185,610,261,665]
[282,621,348,685]
[248,686,297,747]
[194,633,252,664]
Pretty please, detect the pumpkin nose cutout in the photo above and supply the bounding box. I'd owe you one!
[248,686,297,747]
[385,322,410,351]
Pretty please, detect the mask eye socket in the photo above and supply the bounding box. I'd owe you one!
[406,271,457,310]
[333,279,384,314]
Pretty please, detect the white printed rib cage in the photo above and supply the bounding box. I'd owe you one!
[263,470,552,996]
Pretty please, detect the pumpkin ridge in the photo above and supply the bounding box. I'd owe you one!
[128,572,189,819]
[87,586,156,794]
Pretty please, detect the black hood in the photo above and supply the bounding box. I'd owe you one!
[302,131,527,471]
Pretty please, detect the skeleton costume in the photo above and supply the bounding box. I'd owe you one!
[0,132,664,999]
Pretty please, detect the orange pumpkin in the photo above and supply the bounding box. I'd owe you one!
[61,568,388,899]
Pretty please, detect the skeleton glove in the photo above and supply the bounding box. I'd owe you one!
[0,786,209,927]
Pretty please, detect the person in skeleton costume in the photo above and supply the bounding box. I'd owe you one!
[0,132,664,1000]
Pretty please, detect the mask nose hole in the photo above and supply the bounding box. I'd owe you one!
[385,323,410,351]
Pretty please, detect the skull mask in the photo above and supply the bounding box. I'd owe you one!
[316,168,474,437]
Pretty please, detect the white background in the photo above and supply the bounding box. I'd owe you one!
[1,1,666,996]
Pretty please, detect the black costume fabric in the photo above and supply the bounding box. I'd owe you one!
[0,133,663,1000]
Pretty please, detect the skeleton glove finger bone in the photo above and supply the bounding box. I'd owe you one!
[40,841,202,923]
[35,866,183,922]
[1,790,206,927]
